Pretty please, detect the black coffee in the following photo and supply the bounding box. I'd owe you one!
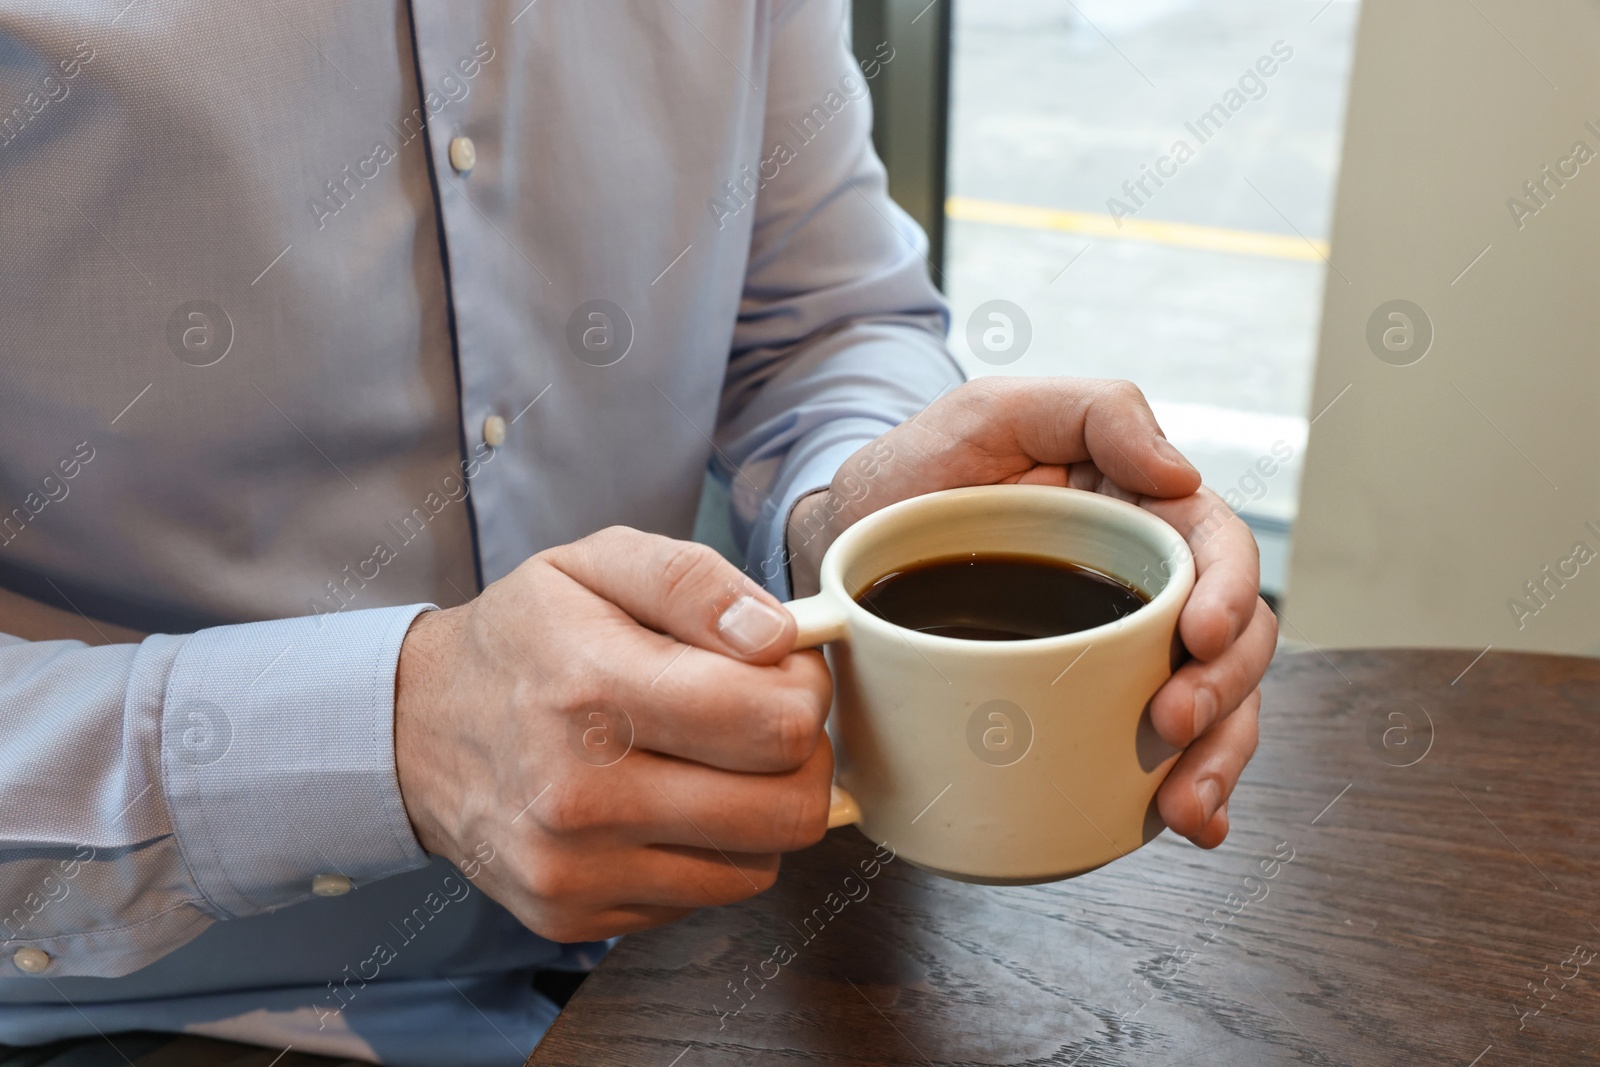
[855,553,1147,641]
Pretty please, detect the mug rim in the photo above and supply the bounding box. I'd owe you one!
[818,484,1195,651]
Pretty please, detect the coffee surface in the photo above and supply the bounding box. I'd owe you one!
[854,553,1148,641]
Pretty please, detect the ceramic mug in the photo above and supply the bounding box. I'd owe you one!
[784,484,1195,885]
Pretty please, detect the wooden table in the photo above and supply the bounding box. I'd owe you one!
[528,650,1600,1066]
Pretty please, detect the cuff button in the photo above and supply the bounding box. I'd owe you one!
[311,873,353,897]
[13,948,51,974]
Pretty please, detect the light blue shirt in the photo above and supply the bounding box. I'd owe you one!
[0,0,960,1063]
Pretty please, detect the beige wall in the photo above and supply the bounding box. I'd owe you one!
[1288,0,1600,656]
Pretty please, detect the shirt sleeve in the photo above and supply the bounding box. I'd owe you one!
[0,603,433,979]
[713,0,966,600]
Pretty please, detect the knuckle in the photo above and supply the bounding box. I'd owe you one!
[509,672,547,719]
[775,781,830,851]
[532,780,597,838]
[699,862,778,907]
[1216,650,1254,705]
[562,525,638,571]
[1216,662,1254,713]
[556,669,608,720]
[516,856,575,906]
[744,861,780,896]
[1257,598,1280,643]
[657,541,725,605]
[1106,378,1147,405]
[533,913,595,944]
[1238,705,1262,759]
[793,652,835,703]
[767,697,823,768]
[954,378,991,399]
[1194,485,1233,518]
[589,524,637,548]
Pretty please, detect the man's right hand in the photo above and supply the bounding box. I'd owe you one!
[393,527,833,943]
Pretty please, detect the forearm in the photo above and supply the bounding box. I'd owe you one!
[716,0,963,599]
[721,315,959,597]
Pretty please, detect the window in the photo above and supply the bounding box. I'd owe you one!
[942,0,1361,597]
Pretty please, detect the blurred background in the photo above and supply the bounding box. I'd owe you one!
[832,0,1359,603]
[939,0,1359,603]
[825,0,1600,658]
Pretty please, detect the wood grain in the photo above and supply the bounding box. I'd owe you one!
[528,650,1600,1066]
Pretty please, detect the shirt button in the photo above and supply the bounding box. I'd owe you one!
[13,948,51,974]
[483,414,507,448]
[311,873,353,897]
[449,136,477,175]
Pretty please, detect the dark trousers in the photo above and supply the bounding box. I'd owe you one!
[0,970,584,1066]
[0,1034,369,1066]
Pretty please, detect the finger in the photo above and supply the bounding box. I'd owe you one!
[619,632,833,772]
[1001,459,1145,502]
[529,559,830,773]
[1149,597,1278,747]
[1063,459,1141,503]
[640,742,832,853]
[1002,463,1068,487]
[1140,490,1262,662]
[577,905,695,940]
[958,377,1201,498]
[1191,803,1230,850]
[540,740,834,855]
[494,845,778,941]
[525,903,698,943]
[549,527,797,665]
[876,378,1200,509]
[1157,688,1259,843]
[619,845,783,909]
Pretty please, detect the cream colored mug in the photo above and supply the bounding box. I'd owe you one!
[784,484,1195,885]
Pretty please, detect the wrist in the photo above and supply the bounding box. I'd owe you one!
[785,488,843,598]
[394,606,465,859]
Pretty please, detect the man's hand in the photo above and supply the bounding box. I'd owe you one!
[394,528,832,943]
[786,377,1275,850]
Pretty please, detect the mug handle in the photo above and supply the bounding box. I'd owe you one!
[785,593,848,648]
[784,594,859,829]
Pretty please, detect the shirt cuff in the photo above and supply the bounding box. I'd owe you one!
[746,416,894,601]
[161,604,434,919]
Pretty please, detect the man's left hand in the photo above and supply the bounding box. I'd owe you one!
[785,377,1276,850]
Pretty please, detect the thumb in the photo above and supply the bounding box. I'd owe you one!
[927,378,1203,500]
[1073,382,1202,499]
[548,526,798,665]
